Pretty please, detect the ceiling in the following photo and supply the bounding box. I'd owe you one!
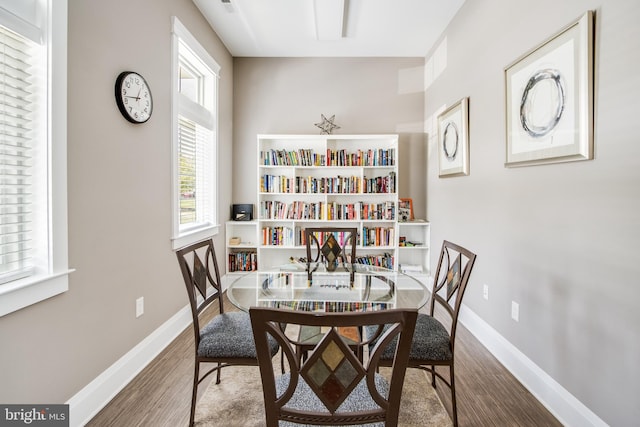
[192,0,466,57]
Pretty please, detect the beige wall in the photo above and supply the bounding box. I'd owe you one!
[426,0,640,425]
[232,57,427,220]
[0,0,234,403]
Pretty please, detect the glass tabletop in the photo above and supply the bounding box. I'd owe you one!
[227,262,430,312]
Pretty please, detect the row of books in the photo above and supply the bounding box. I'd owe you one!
[364,172,396,194]
[296,175,361,194]
[261,226,395,250]
[260,174,296,194]
[260,148,325,166]
[327,203,359,221]
[228,251,257,272]
[262,228,354,247]
[262,226,295,246]
[260,200,323,220]
[260,173,396,195]
[355,252,395,270]
[259,148,396,167]
[360,201,396,220]
[361,227,395,247]
[327,148,395,167]
[259,201,396,221]
[258,300,392,312]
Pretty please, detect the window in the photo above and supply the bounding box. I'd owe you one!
[0,0,70,316]
[171,17,219,250]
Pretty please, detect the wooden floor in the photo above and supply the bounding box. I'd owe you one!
[87,298,562,427]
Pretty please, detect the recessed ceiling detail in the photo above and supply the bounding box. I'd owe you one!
[193,0,466,57]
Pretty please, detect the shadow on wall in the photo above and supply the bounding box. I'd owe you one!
[398,132,427,220]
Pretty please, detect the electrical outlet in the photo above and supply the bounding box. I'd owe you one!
[136,297,144,318]
[511,301,519,322]
[483,284,489,300]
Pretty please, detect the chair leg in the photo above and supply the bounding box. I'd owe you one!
[215,362,221,384]
[431,364,436,387]
[189,362,199,427]
[450,364,458,427]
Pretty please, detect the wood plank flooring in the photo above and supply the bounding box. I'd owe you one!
[87,297,562,426]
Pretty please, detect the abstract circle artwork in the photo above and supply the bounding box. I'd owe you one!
[442,121,459,161]
[519,68,565,138]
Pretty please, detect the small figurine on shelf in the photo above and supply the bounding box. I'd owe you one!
[314,114,340,135]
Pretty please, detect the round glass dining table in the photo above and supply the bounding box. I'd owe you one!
[227,262,430,313]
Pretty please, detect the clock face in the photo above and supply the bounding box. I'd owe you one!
[115,71,153,123]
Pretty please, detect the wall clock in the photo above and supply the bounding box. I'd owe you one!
[114,71,153,123]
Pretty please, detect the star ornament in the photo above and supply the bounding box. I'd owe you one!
[314,114,340,135]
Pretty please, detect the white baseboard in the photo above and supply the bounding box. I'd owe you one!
[66,305,192,427]
[459,305,609,427]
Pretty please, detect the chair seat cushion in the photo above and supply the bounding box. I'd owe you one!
[275,372,388,427]
[198,311,278,359]
[366,313,452,362]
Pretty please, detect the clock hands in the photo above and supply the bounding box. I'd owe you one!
[124,85,145,102]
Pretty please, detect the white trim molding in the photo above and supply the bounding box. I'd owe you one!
[66,305,192,427]
[459,305,608,427]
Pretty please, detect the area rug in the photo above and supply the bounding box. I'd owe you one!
[194,363,452,426]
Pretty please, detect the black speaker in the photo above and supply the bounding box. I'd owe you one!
[231,204,253,221]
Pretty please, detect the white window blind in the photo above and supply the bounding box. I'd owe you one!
[178,115,213,229]
[0,26,38,284]
[0,0,70,317]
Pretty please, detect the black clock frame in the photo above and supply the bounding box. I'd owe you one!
[114,71,153,124]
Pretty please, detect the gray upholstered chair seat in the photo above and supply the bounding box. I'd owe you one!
[198,311,279,359]
[366,313,452,362]
[275,372,388,427]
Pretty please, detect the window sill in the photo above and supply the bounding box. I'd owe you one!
[0,269,75,317]
[172,224,220,250]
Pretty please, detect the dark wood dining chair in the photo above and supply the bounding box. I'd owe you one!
[366,240,477,426]
[176,238,279,426]
[250,307,418,427]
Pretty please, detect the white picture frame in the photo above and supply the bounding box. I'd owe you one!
[437,97,470,177]
[505,10,594,167]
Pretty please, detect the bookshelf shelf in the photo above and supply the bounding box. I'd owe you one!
[398,220,431,281]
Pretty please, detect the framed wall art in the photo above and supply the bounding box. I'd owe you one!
[398,198,414,222]
[437,97,469,177]
[505,10,594,167]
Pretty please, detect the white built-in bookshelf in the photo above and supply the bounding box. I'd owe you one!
[225,134,430,283]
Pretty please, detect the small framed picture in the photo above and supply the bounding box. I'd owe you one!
[438,97,470,177]
[398,198,414,222]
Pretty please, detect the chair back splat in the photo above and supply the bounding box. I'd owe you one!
[176,239,225,346]
[304,227,357,272]
[250,308,418,427]
[429,240,477,356]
